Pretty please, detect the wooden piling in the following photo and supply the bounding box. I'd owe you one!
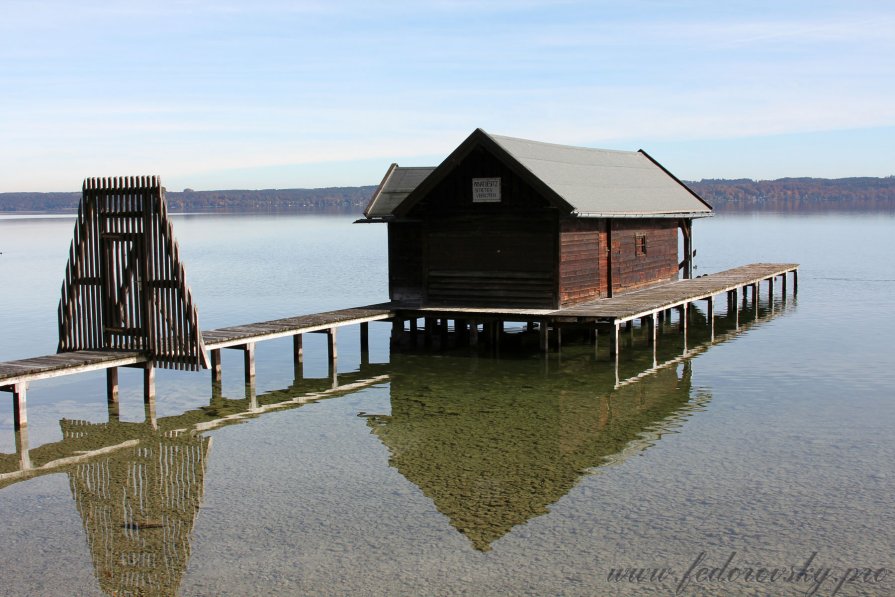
[327,328,337,361]
[609,322,619,356]
[293,334,304,365]
[539,321,549,352]
[6,383,28,430]
[210,348,222,383]
[360,322,369,353]
[243,343,256,383]
[106,367,119,403]
[143,364,155,403]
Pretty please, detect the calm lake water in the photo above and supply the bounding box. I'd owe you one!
[1,212,893,596]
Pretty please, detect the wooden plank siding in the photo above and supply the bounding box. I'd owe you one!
[609,219,678,295]
[559,218,602,305]
[394,145,561,308]
[388,223,423,301]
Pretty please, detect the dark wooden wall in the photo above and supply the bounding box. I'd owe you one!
[558,218,602,305]
[608,219,678,294]
[388,223,423,301]
[392,146,560,308]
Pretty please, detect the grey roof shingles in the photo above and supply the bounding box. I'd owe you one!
[364,130,712,219]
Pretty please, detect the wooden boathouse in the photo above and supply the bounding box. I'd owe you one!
[2,139,798,431]
[362,128,713,307]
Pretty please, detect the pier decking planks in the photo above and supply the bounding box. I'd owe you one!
[201,306,394,350]
[0,350,148,387]
[555,263,799,322]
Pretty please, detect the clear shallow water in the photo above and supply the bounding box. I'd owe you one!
[0,212,893,596]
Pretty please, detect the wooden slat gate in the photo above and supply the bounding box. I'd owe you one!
[57,176,208,370]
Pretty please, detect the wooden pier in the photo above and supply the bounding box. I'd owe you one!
[2,262,797,431]
[391,262,798,355]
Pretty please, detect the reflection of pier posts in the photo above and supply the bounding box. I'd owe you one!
[609,321,619,356]
[752,283,759,316]
[246,380,258,410]
[144,394,157,429]
[15,425,32,471]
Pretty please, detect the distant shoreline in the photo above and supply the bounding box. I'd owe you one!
[2,177,894,214]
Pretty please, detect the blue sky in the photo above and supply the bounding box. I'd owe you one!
[2,0,893,191]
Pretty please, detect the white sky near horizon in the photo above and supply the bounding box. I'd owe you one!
[1,0,893,192]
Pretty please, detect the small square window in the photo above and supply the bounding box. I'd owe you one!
[635,234,647,257]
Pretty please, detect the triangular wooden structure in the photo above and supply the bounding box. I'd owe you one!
[58,176,208,370]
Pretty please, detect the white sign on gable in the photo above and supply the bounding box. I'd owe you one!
[472,177,501,203]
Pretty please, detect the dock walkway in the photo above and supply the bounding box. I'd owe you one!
[2,263,796,430]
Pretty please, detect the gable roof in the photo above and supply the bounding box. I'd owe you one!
[363,128,712,220]
[364,164,437,219]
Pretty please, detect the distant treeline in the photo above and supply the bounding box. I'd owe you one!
[2,177,894,214]
[686,177,895,212]
[0,186,378,213]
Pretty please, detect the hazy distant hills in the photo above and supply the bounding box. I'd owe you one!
[1,177,893,213]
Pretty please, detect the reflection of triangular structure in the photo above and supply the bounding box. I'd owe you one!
[67,423,210,597]
[367,356,702,551]
[58,176,208,370]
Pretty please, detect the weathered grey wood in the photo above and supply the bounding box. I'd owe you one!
[539,322,549,352]
[9,383,27,430]
[243,343,256,384]
[106,367,119,403]
[210,349,222,384]
[327,328,337,361]
[143,364,155,403]
[293,334,303,364]
[360,322,369,353]
[14,426,31,471]
[58,176,208,370]
[648,312,657,345]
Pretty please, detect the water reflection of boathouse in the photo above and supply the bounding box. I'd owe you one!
[365,352,709,551]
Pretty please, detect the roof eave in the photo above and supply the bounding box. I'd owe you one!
[637,149,715,212]
[363,162,398,219]
[572,210,714,219]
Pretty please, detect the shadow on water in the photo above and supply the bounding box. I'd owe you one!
[0,294,793,595]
